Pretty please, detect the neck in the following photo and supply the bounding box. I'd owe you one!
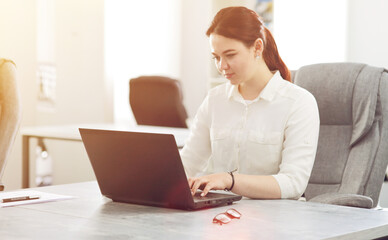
[238,64,274,100]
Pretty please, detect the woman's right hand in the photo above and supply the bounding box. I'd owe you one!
[188,173,232,197]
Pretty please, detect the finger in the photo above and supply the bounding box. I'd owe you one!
[201,182,214,197]
[189,178,199,195]
[187,178,194,188]
[191,179,201,195]
[192,178,207,196]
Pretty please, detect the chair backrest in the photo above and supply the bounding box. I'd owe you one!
[293,62,388,208]
[0,59,21,190]
[129,76,188,128]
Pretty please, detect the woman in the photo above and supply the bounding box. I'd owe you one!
[180,6,319,199]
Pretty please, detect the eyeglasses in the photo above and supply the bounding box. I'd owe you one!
[213,208,242,225]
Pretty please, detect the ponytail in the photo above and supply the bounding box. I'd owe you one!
[262,28,291,82]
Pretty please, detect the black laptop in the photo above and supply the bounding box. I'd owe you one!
[79,128,242,210]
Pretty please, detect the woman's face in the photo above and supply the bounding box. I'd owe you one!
[210,34,257,85]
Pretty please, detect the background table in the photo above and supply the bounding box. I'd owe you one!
[1,181,388,239]
[21,123,190,188]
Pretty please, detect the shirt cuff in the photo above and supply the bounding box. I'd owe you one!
[272,174,301,200]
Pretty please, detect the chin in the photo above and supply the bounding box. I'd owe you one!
[228,78,240,85]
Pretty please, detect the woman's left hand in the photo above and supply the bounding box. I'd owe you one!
[188,173,232,197]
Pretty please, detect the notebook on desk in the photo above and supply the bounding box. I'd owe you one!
[79,128,242,210]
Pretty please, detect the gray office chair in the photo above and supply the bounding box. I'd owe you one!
[293,62,388,208]
[129,76,188,128]
[0,59,21,191]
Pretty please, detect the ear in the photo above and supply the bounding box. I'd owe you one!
[254,38,264,55]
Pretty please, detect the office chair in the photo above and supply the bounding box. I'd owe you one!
[292,62,388,208]
[0,59,21,191]
[129,76,188,128]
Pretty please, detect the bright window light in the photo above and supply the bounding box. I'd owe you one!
[105,0,181,124]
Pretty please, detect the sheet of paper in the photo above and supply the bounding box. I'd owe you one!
[0,190,75,207]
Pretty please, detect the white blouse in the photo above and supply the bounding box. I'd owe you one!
[180,72,320,199]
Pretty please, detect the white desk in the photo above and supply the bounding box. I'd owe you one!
[1,181,388,239]
[21,123,190,188]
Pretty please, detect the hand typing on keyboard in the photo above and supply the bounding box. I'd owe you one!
[187,172,233,197]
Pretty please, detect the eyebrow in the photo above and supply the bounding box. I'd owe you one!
[211,49,236,56]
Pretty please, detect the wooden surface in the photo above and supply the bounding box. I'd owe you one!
[21,123,190,146]
[1,181,388,239]
[21,123,190,188]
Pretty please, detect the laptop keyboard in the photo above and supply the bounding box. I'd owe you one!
[193,192,223,201]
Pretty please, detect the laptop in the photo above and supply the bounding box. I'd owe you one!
[79,128,242,210]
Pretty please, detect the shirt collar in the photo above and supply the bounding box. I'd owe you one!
[259,71,283,102]
[227,83,241,101]
[227,71,284,103]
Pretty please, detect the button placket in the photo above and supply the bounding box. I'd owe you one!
[237,105,249,170]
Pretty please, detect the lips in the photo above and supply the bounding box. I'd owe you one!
[224,73,234,79]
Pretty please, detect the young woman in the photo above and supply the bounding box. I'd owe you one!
[180,6,320,199]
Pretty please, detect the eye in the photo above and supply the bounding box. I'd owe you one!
[226,54,236,58]
[212,56,220,61]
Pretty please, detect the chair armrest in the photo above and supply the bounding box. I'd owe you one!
[308,193,373,209]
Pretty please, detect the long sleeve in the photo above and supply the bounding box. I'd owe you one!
[180,95,212,177]
[272,91,320,199]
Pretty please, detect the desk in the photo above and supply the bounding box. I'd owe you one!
[1,181,388,239]
[21,124,190,188]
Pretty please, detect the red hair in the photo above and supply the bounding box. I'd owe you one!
[206,6,291,82]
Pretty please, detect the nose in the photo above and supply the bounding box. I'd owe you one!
[218,57,229,71]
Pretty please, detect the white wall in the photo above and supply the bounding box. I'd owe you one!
[180,0,212,118]
[1,0,107,190]
[347,0,388,68]
[40,0,106,186]
[273,0,348,70]
[44,0,107,125]
[0,0,37,126]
